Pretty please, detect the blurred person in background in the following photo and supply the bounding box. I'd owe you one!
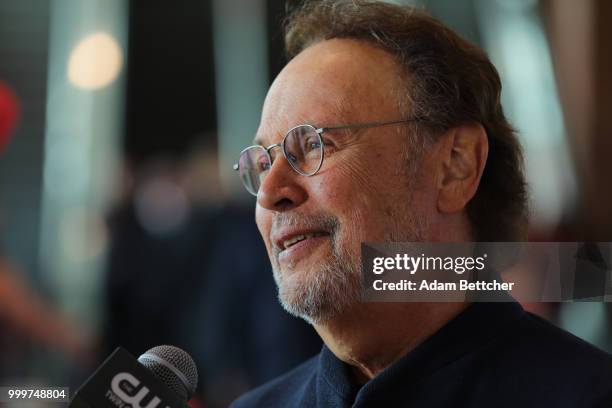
[0,80,94,377]
[230,1,612,407]
[0,256,94,374]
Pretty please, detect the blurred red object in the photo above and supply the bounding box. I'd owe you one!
[0,81,20,153]
[188,395,206,408]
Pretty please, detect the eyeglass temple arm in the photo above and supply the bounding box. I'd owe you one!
[318,118,424,133]
[235,118,428,170]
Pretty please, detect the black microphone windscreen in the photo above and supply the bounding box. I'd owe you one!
[137,345,198,403]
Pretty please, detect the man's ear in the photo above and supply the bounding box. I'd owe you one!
[436,122,488,214]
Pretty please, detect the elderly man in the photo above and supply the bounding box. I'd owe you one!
[231,1,612,407]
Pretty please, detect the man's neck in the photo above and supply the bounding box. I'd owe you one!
[314,302,468,383]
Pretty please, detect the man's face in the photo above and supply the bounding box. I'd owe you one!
[254,39,436,324]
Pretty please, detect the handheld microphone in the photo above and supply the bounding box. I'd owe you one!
[70,345,198,408]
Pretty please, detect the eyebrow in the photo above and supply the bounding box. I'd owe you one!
[253,126,285,147]
[252,96,352,147]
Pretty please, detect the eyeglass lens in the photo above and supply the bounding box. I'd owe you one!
[239,125,323,195]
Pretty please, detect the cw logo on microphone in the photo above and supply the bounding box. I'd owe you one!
[106,372,170,408]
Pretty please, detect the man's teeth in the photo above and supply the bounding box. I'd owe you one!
[283,232,326,249]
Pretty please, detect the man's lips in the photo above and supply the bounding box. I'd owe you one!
[276,232,330,265]
[272,229,331,252]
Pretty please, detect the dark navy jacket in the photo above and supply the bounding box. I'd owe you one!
[231,302,612,407]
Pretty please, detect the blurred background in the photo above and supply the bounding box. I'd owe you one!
[0,0,611,406]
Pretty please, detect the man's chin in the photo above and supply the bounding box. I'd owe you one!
[275,276,360,325]
[273,260,323,291]
[277,293,338,325]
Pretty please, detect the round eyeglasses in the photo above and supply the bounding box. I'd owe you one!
[233,118,425,196]
[234,124,323,196]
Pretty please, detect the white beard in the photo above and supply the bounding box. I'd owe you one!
[271,204,427,325]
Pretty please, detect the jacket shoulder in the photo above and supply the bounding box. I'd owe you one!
[505,311,612,406]
[519,311,612,366]
[230,354,319,408]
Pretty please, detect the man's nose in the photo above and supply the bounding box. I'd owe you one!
[257,154,307,211]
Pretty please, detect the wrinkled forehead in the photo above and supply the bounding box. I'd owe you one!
[255,39,403,146]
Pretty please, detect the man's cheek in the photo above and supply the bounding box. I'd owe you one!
[334,159,373,189]
[315,164,373,207]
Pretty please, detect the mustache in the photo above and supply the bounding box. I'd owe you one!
[271,211,339,232]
